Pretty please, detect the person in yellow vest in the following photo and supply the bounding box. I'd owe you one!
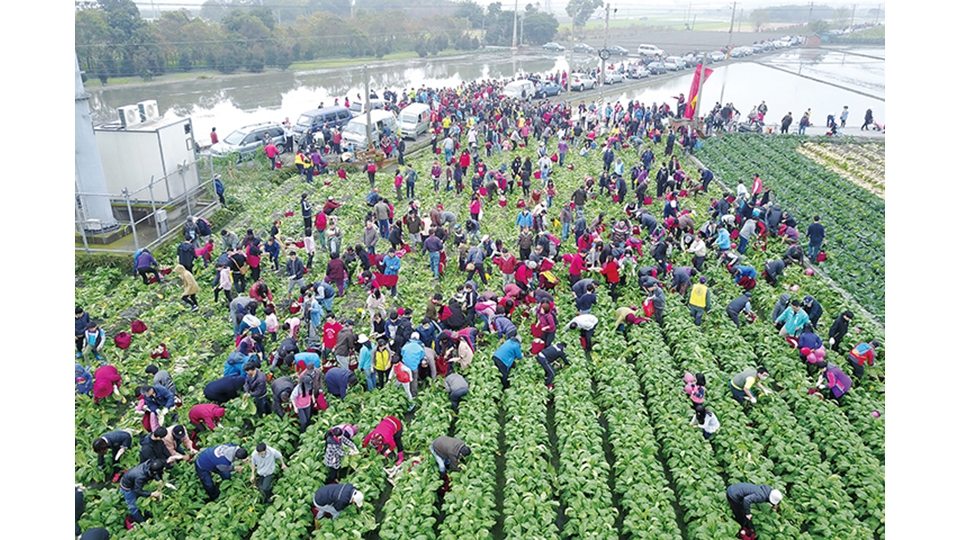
[295,150,307,175]
[687,276,712,327]
[442,116,452,137]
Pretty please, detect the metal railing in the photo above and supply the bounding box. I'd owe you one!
[75,155,219,254]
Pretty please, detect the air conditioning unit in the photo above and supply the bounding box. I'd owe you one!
[84,219,103,233]
[118,105,141,128]
[138,100,160,122]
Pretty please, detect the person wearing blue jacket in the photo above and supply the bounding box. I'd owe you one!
[195,444,249,501]
[93,430,133,477]
[382,249,401,297]
[324,367,358,401]
[357,335,375,391]
[138,384,175,418]
[516,208,534,228]
[732,265,757,288]
[490,312,517,339]
[492,336,523,389]
[715,227,732,251]
[223,343,252,377]
[76,363,94,396]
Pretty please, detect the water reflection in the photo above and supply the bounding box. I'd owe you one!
[88,48,884,142]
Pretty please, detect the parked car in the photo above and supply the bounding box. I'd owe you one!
[646,60,666,75]
[636,44,666,57]
[209,122,287,159]
[603,70,624,84]
[606,45,630,56]
[626,66,650,79]
[570,72,597,91]
[543,42,565,52]
[709,51,726,63]
[682,53,700,67]
[349,98,386,116]
[503,79,537,100]
[573,43,596,54]
[533,79,564,98]
[663,57,682,71]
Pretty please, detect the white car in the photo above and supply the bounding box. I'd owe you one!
[570,72,597,91]
[637,44,666,57]
[709,51,726,63]
[603,70,624,84]
[663,57,682,71]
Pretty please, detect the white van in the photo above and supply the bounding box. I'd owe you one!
[398,103,431,140]
[503,79,536,101]
[341,109,400,149]
[637,44,666,57]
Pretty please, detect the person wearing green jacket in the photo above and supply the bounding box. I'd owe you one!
[775,300,810,338]
[686,276,712,327]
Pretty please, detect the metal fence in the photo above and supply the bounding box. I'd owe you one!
[75,155,218,254]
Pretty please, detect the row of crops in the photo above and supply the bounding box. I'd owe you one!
[697,134,885,322]
[76,132,883,538]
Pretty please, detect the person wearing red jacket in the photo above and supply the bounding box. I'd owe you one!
[322,315,343,361]
[600,255,622,300]
[325,254,347,297]
[847,340,880,379]
[458,150,470,173]
[189,403,226,432]
[562,252,586,287]
[93,365,122,405]
[537,301,558,348]
[314,211,328,252]
[494,249,518,286]
[362,416,405,465]
[514,260,536,294]
[249,280,273,304]
[322,196,342,215]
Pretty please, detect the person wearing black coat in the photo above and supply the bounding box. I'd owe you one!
[828,311,854,352]
[76,487,86,537]
[762,258,789,287]
[203,375,246,404]
[726,483,782,533]
[802,295,824,328]
[655,164,669,198]
[271,376,296,417]
[139,428,175,466]
[313,483,363,520]
[178,241,197,274]
[119,460,166,524]
[444,299,466,331]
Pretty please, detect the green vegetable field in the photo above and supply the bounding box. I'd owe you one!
[75,132,884,539]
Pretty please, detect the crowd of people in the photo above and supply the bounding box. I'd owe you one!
[75,72,882,539]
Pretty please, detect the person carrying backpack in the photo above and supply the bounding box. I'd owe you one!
[134,249,162,285]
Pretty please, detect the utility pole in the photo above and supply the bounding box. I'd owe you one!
[738,8,743,32]
[520,16,524,46]
[600,3,610,93]
[363,64,372,151]
[850,4,856,29]
[875,3,881,24]
[566,47,572,93]
[691,14,696,30]
[719,2,736,105]
[807,2,813,26]
[512,0,518,51]
[693,51,707,128]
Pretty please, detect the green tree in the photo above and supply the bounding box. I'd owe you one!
[749,8,770,32]
[75,7,112,76]
[454,0,485,29]
[522,11,558,45]
[565,0,601,35]
[808,19,830,34]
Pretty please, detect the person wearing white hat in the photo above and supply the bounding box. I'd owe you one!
[725,482,782,535]
[313,483,363,522]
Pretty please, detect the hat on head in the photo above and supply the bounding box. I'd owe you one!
[803,295,813,304]
[769,489,783,505]
[358,334,369,344]
[352,490,364,508]
[699,276,707,284]
[411,331,420,340]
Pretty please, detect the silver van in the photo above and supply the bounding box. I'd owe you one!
[398,103,431,140]
[341,109,400,149]
[349,98,386,116]
[209,122,286,159]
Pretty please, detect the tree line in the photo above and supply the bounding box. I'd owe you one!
[75,0,559,84]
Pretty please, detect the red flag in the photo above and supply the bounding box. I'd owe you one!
[683,64,714,120]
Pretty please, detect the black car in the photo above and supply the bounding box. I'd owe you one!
[573,43,596,54]
[606,45,630,56]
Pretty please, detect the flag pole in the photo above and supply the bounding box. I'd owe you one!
[694,53,707,133]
